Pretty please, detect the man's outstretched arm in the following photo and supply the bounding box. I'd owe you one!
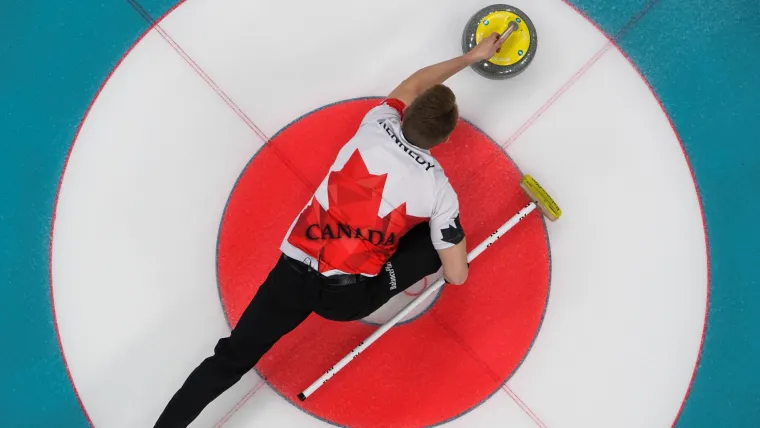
[388,33,501,105]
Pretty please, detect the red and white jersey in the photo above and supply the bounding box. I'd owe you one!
[280,99,463,277]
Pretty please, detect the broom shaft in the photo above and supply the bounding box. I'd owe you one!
[298,201,537,400]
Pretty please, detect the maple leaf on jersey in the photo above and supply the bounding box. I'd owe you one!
[440,214,464,245]
[288,149,426,275]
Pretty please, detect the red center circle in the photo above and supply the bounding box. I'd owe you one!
[217,98,550,427]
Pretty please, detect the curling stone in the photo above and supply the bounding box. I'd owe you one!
[462,4,538,79]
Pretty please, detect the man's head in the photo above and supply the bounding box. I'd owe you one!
[401,84,459,150]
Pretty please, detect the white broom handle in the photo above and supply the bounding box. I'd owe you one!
[298,201,537,400]
[466,201,536,262]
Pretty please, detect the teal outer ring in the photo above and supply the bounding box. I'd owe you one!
[1,0,758,426]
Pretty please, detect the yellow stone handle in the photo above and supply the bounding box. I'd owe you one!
[497,20,519,45]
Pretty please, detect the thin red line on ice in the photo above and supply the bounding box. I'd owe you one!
[213,379,268,428]
[428,309,549,428]
[502,385,548,428]
[500,0,661,154]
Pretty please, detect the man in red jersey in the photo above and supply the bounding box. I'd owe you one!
[154,34,503,427]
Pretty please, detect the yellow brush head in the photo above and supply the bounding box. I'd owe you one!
[519,175,562,221]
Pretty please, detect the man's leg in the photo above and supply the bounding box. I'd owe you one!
[154,257,313,427]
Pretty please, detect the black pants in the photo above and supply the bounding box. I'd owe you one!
[154,223,442,427]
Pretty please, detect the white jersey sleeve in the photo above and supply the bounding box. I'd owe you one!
[429,175,464,250]
[360,98,406,126]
